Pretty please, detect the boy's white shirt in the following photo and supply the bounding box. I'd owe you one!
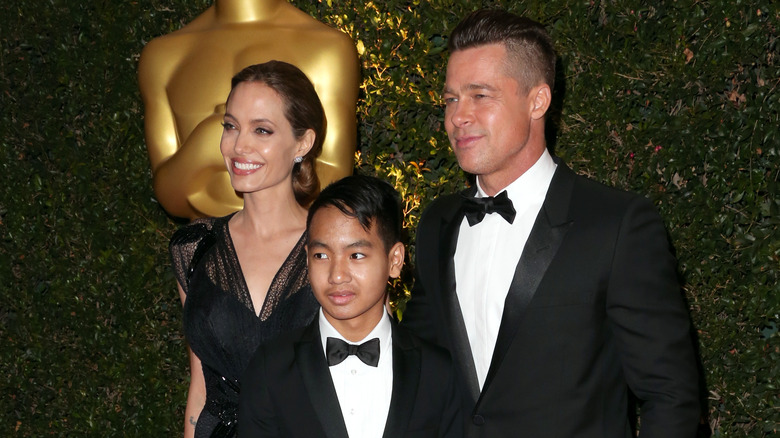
[319,308,393,438]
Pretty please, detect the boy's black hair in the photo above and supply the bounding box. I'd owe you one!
[306,175,402,251]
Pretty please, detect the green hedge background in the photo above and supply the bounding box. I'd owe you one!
[1,0,777,436]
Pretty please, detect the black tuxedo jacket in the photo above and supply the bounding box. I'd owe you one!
[238,315,462,438]
[403,159,700,438]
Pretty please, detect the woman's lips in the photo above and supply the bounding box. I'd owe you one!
[231,159,263,175]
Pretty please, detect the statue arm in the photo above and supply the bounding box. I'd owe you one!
[138,40,181,173]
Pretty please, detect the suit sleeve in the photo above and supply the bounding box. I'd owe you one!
[402,269,439,345]
[238,348,280,438]
[401,202,442,346]
[606,196,700,437]
[439,360,464,438]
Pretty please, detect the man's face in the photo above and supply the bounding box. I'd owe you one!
[307,206,404,340]
[443,43,542,193]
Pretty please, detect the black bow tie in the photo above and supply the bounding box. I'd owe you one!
[462,191,516,226]
[326,337,380,367]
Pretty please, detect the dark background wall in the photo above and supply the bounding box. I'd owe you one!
[1,0,776,435]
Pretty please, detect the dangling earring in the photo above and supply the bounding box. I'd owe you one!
[294,156,303,163]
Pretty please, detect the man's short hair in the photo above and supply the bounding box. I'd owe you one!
[307,175,402,252]
[449,9,556,92]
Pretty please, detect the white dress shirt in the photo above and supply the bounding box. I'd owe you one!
[319,309,393,438]
[454,149,557,389]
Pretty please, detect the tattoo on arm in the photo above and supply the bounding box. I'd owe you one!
[189,416,197,427]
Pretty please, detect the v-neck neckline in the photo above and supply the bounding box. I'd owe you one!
[223,214,307,319]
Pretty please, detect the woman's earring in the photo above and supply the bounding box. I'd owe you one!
[294,156,303,163]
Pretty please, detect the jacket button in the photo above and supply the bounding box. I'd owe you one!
[472,414,485,426]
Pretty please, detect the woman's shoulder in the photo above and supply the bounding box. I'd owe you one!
[168,215,231,291]
[169,213,236,249]
[169,217,218,248]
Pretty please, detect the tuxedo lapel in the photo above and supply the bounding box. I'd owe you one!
[295,321,349,438]
[480,162,576,397]
[438,188,481,405]
[382,322,421,438]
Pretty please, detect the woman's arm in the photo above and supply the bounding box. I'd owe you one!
[178,283,206,438]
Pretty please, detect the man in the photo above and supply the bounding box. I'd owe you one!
[402,9,700,437]
[239,175,461,437]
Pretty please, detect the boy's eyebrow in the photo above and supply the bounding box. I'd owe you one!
[346,239,373,249]
[307,239,328,249]
[307,239,374,250]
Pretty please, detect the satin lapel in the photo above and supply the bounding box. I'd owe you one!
[480,162,576,398]
[382,322,421,438]
[295,322,349,438]
[438,188,481,405]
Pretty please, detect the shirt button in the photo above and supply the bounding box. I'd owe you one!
[350,408,355,415]
[351,369,357,375]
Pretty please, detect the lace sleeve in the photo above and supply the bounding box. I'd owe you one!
[168,219,215,295]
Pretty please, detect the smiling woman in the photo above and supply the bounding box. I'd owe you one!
[168,61,324,438]
[219,81,314,197]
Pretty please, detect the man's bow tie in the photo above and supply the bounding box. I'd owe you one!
[326,337,380,367]
[462,191,516,226]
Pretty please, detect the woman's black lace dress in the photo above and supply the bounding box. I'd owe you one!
[169,214,319,438]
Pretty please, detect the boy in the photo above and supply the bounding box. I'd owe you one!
[238,175,461,438]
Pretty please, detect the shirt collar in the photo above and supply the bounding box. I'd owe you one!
[319,308,392,353]
[475,148,557,203]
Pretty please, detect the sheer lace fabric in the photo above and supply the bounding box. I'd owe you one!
[170,214,318,437]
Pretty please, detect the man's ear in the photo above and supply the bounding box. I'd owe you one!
[387,242,405,279]
[530,84,552,120]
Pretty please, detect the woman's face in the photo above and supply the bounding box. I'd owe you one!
[220,81,311,195]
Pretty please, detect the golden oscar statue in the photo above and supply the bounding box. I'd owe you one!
[138,0,360,219]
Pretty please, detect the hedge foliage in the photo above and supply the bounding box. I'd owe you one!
[1,0,776,436]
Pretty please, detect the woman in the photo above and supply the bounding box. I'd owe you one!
[169,61,324,438]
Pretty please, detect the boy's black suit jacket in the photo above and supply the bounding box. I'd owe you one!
[403,159,700,437]
[238,314,462,438]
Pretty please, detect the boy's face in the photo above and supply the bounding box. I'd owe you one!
[307,205,404,340]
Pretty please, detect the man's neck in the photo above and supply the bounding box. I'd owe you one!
[214,0,285,24]
[478,148,548,196]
